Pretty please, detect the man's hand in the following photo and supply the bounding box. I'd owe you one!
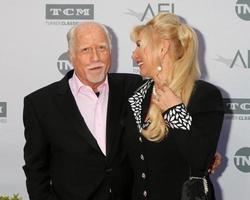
[208,152,222,174]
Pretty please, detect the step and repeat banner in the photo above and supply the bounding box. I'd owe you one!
[0,0,249,199]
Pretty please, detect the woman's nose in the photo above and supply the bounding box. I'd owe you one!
[132,50,137,60]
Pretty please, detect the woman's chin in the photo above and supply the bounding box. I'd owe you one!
[139,68,147,77]
[139,70,152,79]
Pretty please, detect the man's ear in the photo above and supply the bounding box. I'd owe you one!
[68,50,73,63]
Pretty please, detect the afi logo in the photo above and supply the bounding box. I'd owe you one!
[125,3,174,22]
[214,50,250,69]
[235,0,250,21]
[46,4,94,20]
[231,50,250,68]
[141,3,174,21]
[234,147,250,173]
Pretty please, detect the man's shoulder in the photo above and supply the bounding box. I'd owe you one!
[108,73,143,87]
[24,71,72,101]
[108,73,143,96]
[108,73,141,81]
[24,80,61,101]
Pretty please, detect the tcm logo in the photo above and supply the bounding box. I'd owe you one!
[46,4,94,20]
[235,0,250,21]
[125,2,174,22]
[0,102,7,118]
[214,50,250,68]
[234,147,250,173]
[223,98,250,114]
[57,52,73,75]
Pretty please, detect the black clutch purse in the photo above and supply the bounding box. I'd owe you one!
[181,176,210,200]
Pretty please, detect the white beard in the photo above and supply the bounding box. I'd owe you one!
[86,69,106,84]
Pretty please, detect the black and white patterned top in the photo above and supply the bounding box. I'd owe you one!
[128,79,192,132]
[162,103,192,130]
[128,79,153,132]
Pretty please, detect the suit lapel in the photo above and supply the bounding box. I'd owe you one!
[54,71,102,154]
[128,79,153,131]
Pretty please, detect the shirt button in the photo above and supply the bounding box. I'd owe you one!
[140,154,144,160]
[139,137,142,143]
[143,190,147,197]
[142,173,146,179]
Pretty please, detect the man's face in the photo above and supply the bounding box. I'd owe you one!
[70,24,111,89]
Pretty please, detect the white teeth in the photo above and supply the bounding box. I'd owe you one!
[137,62,144,66]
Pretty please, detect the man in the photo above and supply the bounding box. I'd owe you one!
[23,21,221,200]
[23,22,141,200]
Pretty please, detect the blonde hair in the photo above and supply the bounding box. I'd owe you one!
[131,12,200,142]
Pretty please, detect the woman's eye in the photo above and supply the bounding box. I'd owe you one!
[136,41,141,48]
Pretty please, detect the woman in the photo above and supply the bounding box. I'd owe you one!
[124,12,224,200]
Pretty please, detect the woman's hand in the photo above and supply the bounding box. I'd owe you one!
[152,74,182,112]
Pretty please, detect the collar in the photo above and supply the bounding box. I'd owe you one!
[128,79,153,131]
[71,72,108,96]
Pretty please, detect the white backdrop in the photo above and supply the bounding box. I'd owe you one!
[0,0,250,199]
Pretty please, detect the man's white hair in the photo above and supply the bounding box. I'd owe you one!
[67,21,112,54]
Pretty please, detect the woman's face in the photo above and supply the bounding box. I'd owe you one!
[132,33,159,78]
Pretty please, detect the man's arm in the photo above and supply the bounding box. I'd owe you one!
[23,96,58,200]
[208,152,222,174]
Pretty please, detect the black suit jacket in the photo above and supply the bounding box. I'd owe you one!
[124,80,224,200]
[23,70,142,200]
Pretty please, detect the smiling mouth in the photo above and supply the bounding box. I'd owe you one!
[137,61,144,67]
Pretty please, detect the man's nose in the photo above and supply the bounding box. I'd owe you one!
[91,48,100,61]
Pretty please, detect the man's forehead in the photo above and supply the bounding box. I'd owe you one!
[78,42,109,48]
[75,27,107,42]
[75,34,108,46]
[76,23,105,36]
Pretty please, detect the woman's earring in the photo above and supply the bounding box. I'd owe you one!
[157,66,162,72]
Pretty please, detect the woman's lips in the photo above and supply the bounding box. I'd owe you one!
[137,61,144,67]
